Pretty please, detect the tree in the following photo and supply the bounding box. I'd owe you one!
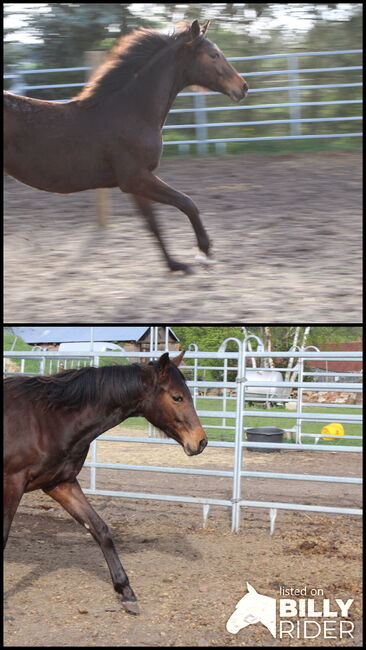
[174,325,361,355]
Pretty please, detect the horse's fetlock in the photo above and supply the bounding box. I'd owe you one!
[114,580,135,600]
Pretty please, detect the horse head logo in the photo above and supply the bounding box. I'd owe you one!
[226,583,276,637]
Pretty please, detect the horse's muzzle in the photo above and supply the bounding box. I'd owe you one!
[230,81,249,102]
[185,438,208,456]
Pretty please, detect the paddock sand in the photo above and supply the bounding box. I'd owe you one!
[4,151,362,322]
[4,426,362,646]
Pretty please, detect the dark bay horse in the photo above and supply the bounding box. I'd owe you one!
[4,352,207,614]
[4,20,248,273]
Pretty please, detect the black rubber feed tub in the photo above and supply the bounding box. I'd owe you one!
[245,426,285,453]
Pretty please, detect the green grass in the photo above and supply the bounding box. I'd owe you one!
[116,417,149,431]
[4,332,39,373]
[4,332,33,352]
[162,137,361,157]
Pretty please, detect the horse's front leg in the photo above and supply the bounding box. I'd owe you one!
[44,480,139,615]
[122,171,212,272]
[3,472,26,549]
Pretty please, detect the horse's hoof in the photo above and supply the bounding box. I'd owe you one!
[169,263,194,275]
[123,600,140,615]
[195,253,217,265]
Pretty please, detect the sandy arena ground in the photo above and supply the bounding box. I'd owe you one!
[4,427,362,646]
[4,151,362,322]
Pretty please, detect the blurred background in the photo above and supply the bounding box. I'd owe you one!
[4,2,362,156]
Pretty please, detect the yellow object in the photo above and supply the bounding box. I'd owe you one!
[321,423,345,440]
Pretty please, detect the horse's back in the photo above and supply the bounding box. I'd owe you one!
[3,91,120,192]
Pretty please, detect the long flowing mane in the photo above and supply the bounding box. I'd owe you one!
[4,365,144,411]
[75,23,193,107]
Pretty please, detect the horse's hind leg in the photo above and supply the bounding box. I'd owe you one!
[3,473,25,549]
[44,480,139,615]
[132,195,192,273]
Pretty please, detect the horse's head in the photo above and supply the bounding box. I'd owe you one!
[182,20,248,103]
[142,351,207,457]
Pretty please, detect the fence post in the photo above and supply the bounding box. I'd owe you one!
[194,91,208,155]
[85,51,111,226]
[223,357,228,427]
[231,339,244,532]
[287,55,301,137]
[296,353,304,443]
[149,326,166,439]
[188,343,199,405]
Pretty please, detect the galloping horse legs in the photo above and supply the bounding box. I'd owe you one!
[44,480,139,614]
[3,473,26,549]
[126,172,211,272]
[132,195,192,273]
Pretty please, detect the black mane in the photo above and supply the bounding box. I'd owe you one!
[4,365,144,411]
[75,23,193,106]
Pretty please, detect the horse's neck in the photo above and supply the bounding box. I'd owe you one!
[71,399,140,450]
[132,51,186,129]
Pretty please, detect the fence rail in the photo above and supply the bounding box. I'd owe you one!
[4,48,362,154]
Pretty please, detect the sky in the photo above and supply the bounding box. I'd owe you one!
[4,3,49,42]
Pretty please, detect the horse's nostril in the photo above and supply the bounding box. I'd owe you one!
[199,438,208,452]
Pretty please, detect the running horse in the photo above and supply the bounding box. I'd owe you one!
[4,20,248,273]
[3,352,207,614]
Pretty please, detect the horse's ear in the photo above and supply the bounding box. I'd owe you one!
[172,350,185,367]
[247,582,257,594]
[189,19,201,41]
[201,20,210,35]
[157,352,170,379]
[156,350,184,379]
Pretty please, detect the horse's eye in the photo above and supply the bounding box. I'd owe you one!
[210,53,219,60]
[172,395,183,402]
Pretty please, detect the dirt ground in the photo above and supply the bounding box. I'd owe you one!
[4,151,362,322]
[4,428,362,646]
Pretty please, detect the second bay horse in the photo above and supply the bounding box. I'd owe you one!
[4,20,248,273]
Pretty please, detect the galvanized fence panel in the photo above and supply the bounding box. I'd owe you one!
[4,49,362,153]
[3,342,362,531]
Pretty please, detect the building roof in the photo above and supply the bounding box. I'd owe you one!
[11,326,179,344]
